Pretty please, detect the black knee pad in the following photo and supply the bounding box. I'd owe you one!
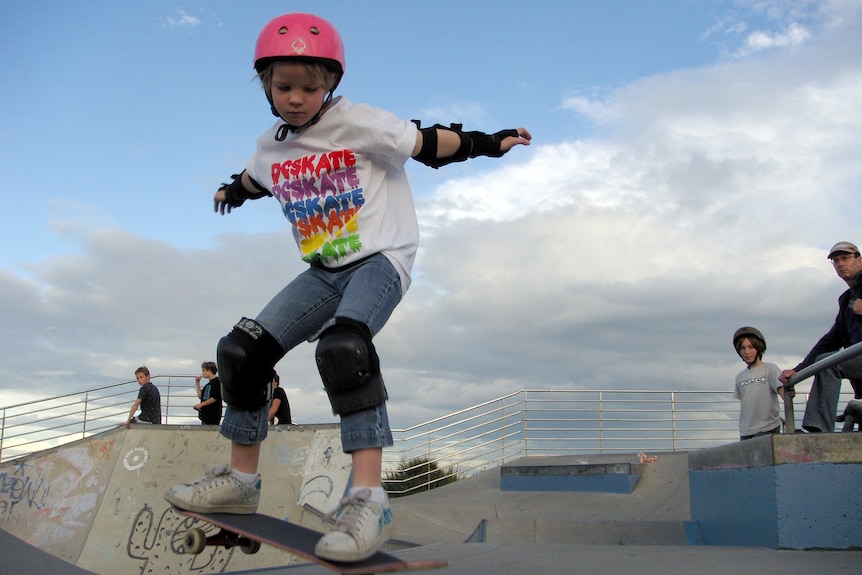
[315,319,387,415]
[218,317,284,410]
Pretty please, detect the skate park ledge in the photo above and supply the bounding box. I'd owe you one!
[688,433,862,549]
[500,454,646,493]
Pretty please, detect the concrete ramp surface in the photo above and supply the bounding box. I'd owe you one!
[3,427,861,575]
[389,451,695,546]
[0,424,352,575]
[0,528,98,575]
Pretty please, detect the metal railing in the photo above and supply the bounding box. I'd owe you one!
[1,376,858,477]
[381,385,859,495]
[0,375,200,463]
[381,344,862,495]
[381,389,737,494]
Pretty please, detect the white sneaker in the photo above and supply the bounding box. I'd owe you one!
[164,464,260,514]
[314,488,394,562]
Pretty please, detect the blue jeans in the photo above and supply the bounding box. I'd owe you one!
[221,254,401,452]
[801,352,862,432]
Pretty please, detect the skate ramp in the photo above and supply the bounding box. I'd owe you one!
[0,424,352,575]
[3,432,862,575]
[0,528,98,575]
[389,451,694,546]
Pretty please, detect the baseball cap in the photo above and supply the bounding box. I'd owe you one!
[827,241,860,259]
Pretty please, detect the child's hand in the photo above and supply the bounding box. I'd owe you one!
[214,189,229,214]
[499,127,532,153]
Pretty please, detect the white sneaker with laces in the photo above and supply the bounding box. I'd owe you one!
[314,488,394,562]
[164,464,260,514]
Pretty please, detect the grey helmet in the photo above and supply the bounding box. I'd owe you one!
[733,326,766,352]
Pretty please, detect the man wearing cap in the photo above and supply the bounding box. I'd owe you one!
[780,241,862,432]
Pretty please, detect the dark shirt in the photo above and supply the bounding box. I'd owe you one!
[137,382,162,424]
[271,386,292,425]
[198,377,223,425]
[793,272,862,371]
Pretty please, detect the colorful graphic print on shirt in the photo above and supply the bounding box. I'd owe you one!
[269,149,364,265]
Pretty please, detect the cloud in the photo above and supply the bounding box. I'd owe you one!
[699,0,830,59]
[391,2,862,407]
[165,9,201,29]
[560,94,613,124]
[2,2,861,429]
[417,103,490,128]
[738,22,812,56]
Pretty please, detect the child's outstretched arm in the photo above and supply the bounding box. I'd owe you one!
[411,121,531,169]
[214,171,273,215]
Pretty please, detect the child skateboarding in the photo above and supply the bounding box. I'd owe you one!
[165,12,531,562]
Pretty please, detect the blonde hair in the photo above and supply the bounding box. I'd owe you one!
[257,60,339,98]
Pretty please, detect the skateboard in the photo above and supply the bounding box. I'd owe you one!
[174,508,448,575]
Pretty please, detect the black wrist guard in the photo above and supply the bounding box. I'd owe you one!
[217,172,271,213]
[411,120,519,169]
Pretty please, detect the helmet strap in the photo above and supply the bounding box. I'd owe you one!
[273,91,335,142]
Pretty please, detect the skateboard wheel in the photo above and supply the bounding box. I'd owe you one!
[183,528,207,554]
[240,538,261,555]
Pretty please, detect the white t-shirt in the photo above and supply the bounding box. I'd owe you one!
[245,97,419,295]
[734,362,782,436]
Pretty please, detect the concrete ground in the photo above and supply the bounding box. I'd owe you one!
[275,542,860,575]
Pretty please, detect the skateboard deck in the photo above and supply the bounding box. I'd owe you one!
[174,508,447,575]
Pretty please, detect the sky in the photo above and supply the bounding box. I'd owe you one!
[1,0,861,427]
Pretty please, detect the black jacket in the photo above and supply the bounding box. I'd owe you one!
[793,272,862,372]
[199,377,223,425]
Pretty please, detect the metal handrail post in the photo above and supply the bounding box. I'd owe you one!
[82,390,90,438]
[601,391,607,453]
[428,428,437,492]
[523,390,529,457]
[501,396,506,464]
[163,377,171,424]
[671,391,677,451]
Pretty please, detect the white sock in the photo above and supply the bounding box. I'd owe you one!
[231,469,260,488]
[350,486,387,504]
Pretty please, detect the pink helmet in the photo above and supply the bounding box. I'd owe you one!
[254,13,345,87]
